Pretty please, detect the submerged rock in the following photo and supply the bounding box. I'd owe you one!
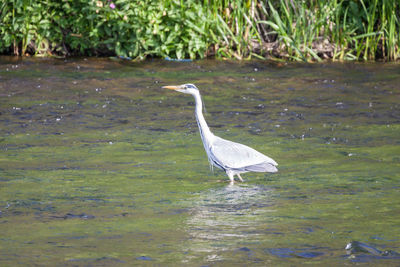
[345,241,400,257]
[63,213,95,219]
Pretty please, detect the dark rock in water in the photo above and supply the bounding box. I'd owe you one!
[346,241,400,257]
[118,119,129,124]
[265,247,324,259]
[148,127,169,132]
[265,248,295,258]
[295,251,324,258]
[136,256,153,261]
[238,247,255,257]
[382,250,400,257]
[50,213,95,220]
[63,213,95,219]
[346,241,382,255]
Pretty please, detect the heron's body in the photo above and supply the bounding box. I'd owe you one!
[163,84,278,182]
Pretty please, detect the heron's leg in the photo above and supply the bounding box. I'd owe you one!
[237,174,244,182]
[226,170,235,183]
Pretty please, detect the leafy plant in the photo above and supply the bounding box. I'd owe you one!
[0,0,399,61]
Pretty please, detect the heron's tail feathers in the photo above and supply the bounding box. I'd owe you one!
[245,162,278,173]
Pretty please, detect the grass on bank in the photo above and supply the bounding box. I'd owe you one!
[0,0,399,61]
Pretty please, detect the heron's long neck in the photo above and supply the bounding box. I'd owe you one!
[193,92,214,144]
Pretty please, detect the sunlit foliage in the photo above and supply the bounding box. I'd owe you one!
[0,0,399,61]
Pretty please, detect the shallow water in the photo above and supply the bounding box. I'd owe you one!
[0,57,399,266]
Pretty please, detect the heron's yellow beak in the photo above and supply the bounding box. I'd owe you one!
[162,85,181,90]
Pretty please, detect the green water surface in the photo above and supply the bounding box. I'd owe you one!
[0,57,399,266]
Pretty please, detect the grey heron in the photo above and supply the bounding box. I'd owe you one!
[163,84,278,183]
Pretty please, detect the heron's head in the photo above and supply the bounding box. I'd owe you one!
[162,84,199,95]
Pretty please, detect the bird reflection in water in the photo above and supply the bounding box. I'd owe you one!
[182,184,275,263]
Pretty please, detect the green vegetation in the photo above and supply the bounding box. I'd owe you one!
[1,0,399,61]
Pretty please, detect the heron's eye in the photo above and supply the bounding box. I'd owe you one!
[185,84,196,90]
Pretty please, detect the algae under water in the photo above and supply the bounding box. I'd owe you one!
[0,57,399,266]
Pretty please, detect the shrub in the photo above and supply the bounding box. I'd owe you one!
[1,0,399,61]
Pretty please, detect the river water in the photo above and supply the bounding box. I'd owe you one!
[0,57,399,266]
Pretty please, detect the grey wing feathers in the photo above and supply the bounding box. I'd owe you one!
[243,161,278,173]
[210,136,278,172]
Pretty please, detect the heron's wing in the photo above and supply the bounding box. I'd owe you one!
[210,136,278,170]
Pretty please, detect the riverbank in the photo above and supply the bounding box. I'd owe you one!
[1,0,399,61]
